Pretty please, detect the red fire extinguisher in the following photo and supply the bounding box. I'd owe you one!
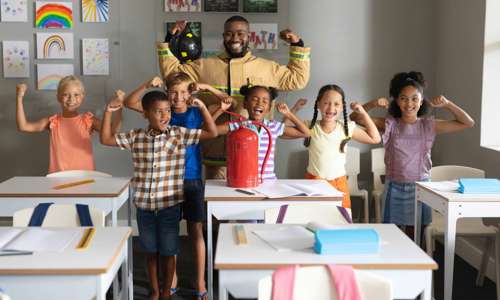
[225,111,272,188]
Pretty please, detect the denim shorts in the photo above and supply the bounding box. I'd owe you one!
[182,179,206,222]
[136,204,181,256]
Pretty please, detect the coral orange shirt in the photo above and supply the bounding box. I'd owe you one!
[47,112,95,174]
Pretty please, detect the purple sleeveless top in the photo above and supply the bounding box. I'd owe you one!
[383,116,435,182]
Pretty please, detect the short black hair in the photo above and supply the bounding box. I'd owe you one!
[141,90,169,111]
[224,15,249,28]
[388,71,429,117]
[240,85,278,101]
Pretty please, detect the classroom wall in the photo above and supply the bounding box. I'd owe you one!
[432,0,500,178]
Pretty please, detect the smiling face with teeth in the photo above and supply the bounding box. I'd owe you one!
[57,81,85,117]
[167,82,191,113]
[396,85,423,119]
[318,90,344,123]
[223,20,250,58]
[244,87,272,121]
[144,100,172,132]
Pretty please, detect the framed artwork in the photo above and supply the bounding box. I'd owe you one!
[1,0,28,22]
[2,41,29,78]
[36,33,74,59]
[243,0,277,13]
[35,1,73,29]
[82,38,109,75]
[37,64,74,90]
[82,0,109,22]
[249,23,278,50]
[203,0,238,12]
[164,0,201,12]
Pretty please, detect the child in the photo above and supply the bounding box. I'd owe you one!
[214,84,310,179]
[123,72,228,300]
[15,76,122,174]
[289,84,381,208]
[351,71,474,235]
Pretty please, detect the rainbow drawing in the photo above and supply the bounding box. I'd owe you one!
[35,2,73,29]
[82,0,109,22]
[44,35,65,57]
[37,64,74,90]
[36,33,73,59]
[38,74,63,90]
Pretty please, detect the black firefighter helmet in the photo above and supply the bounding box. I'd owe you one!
[169,28,202,64]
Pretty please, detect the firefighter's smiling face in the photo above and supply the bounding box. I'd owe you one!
[223,21,250,58]
[244,87,271,121]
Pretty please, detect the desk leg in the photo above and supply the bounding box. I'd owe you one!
[421,270,432,300]
[444,206,458,300]
[218,271,229,300]
[414,187,423,246]
[128,186,134,300]
[207,202,213,300]
[121,240,129,300]
[112,199,120,299]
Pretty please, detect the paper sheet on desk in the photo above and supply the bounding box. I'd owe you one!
[0,228,81,252]
[253,180,344,198]
[424,180,459,192]
[252,226,315,251]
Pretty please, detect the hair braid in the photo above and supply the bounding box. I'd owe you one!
[304,99,319,147]
[339,95,351,153]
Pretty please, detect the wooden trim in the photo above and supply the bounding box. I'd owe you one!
[416,183,448,201]
[215,262,438,270]
[205,196,343,202]
[104,228,132,272]
[0,183,130,198]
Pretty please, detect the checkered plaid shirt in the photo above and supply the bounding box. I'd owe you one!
[115,126,201,210]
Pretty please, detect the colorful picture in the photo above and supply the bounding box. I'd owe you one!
[82,38,109,75]
[203,0,238,12]
[37,64,74,90]
[2,41,29,78]
[82,0,109,22]
[249,23,278,50]
[164,0,201,12]
[36,33,74,59]
[1,0,28,22]
[243,0,277,13]
[165,21,202,40]
[35,1,73,29]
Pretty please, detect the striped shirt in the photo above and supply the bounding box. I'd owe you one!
[228,119,285,179]
[115,126,201,210]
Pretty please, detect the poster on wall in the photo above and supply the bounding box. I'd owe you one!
[35,1,73,29]
[2,41,29,78]
[36,33,74,59]
[82,38,109,75]
[1,0,28,22]
[249,23,278,50]
[243,0,277,13]
[37,64,74,90]
[82,0,109,22]
[203,0,238,12]
[164,0,201,12]
[165,21,202,40]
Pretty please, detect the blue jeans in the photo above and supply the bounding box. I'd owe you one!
[136,205,181,256]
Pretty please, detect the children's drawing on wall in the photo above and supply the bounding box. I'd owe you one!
[82,0,109,22]
[2,41,29,78]
[82,38,109,75]
[249,23,278,50]
[36,33,74,59]
[203,0,238,12]
[243,0,277,13]
[37,64,74,90]
[165,0,201,12]
[35,1,73,29]
[1,0,27,22]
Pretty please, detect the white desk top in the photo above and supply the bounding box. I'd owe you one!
[215,224,437,270]
[0,177,131,198]
[0,227,131,275]
[205,179,343,201]
[417,181,500,202]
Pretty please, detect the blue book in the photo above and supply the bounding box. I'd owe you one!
[313,228,379,255]
[458,178,500,194]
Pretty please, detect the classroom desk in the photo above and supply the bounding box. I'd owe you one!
[205,179,343,300]
[215,223,437,300]
[0,227,132,300]
[414,181,500,300]
[0,176,131,227]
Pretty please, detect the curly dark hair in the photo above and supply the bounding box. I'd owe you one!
[388,71,429,118]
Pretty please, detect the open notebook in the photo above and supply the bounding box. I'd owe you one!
[0,228,81,255]
[249,180,344,199]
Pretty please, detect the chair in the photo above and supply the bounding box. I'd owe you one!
[370,148,385,223]
[13,204,105,227]
[426,165,494,286]
[258,265,392,300]
[346,146,369,223]
[46,170,112,178]
[264,204,352,225]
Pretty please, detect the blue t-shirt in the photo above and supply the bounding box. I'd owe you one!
[170,107,204,179]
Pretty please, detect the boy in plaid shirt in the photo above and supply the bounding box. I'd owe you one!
[100,90,217,300]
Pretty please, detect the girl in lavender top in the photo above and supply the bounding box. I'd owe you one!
[351,71,474,236]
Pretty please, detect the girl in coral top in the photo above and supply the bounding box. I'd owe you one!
[15,76,122,174]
